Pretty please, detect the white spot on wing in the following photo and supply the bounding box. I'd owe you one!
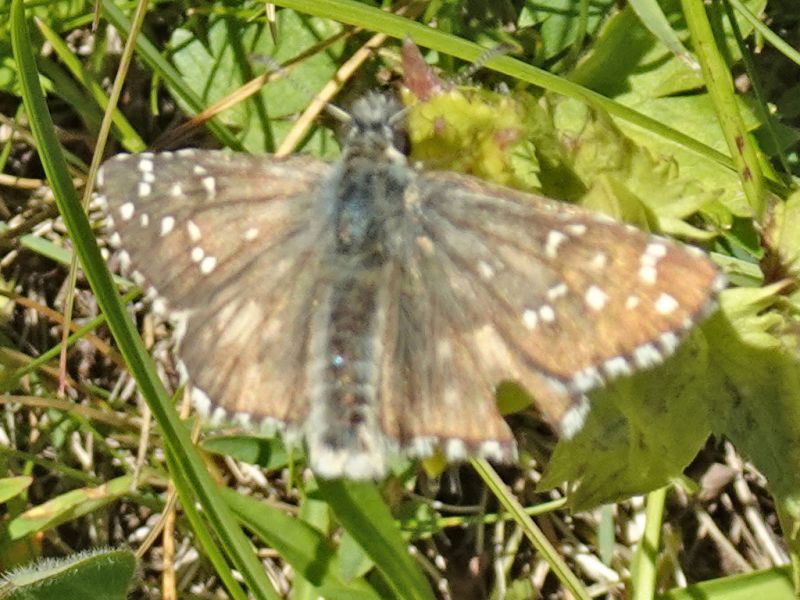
[545,230,568,258]
[233,412,252,428]
[585,285,608,311]
[151,296,167,316]
[658,331,680,354]
[409,437,436,457]
[479,440,507,462]
[478,261,495,280]
[603,356,632,378]
[444,439,467,461]
[118,249,131,271]
[565,223,587,236]
[539,305,556,323]
[646,242,668,258]
[193,165,207,175]
[170,183,183,197]
[160,216,175,236]
[639,265,657,284]
[202,176,216,198]
[309,445,387,480]
[190,385,212,416]
[522,309,538,330]
[546,283,568,301]
[139,213,149,227]
[639,242,667,285]
[570,366,603,393]
[200,255,217,274]
[560,396,590,439]
[589,252,608,270]
[187,220,201,242]
[436,339,453,361]
[191,247,204,262]
[655,292,679,315]
[243,227,259,241]
[137,182,151,197]
[119,202,134,221]
[712,272,727,293]
[210,406,228,426]
[632,343,662,369]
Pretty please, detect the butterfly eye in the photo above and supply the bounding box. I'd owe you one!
[391,124,411,156]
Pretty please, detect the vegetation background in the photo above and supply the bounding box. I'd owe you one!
[1,0,799,598]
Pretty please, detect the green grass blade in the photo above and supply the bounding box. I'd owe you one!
[659,565,795,600]
[222,488,382,599]
[315,479,436,600]
[630,487,667,600]
[681,0,765,217]
[628,0,699,70]
[35,18,145,152]
[472,459,591,600]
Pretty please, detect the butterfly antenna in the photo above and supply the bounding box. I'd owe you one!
[451,43,519,87]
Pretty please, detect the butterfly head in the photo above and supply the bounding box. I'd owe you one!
[343,92,410,160]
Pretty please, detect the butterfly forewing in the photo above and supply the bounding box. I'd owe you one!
[98,150,333,427]
[409,172,724,428]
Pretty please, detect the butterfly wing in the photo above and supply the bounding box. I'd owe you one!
[97,150,333,429]
[388,170,724,442]
[379,264,519,462]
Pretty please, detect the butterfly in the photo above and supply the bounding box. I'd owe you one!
[97,92,725,479]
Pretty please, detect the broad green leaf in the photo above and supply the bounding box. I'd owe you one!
[572,0,767,102]
[703,286,800,554]
[517,0,615,65]
[539,328,713,509]
[766,189,800,278]
[170,11,342,154]
[552,96,730,236]
[0,548,136,600]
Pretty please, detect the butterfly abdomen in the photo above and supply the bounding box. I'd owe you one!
[302,150,410,478]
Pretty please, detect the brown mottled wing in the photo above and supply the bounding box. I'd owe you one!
[97,150,332,427]
[387,171,724,440]
[380,260,518,461]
